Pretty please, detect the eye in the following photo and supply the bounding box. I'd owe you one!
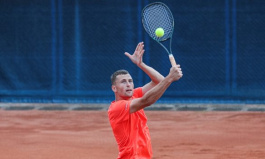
[121,80,126,83]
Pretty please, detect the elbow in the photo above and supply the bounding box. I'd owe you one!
[152,77,164,85]
[156,76,165,84]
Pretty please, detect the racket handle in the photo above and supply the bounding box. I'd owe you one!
[169,54,177,66]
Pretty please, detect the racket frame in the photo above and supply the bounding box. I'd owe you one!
[142,2,177,66]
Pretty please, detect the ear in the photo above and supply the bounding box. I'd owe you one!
[112,85,117,92]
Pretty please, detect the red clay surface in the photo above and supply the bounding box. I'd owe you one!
[0,110,265,159]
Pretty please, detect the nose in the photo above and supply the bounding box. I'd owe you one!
[126,81,131,86]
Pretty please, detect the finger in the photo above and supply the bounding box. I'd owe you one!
[138,42,144,51]
[124,52,132,58]
[179,73,183,77]
[140,49,145,56]
[179,70,183,76]
[136,42,142,51]
[140,43,144,49]
[137,50,144,59]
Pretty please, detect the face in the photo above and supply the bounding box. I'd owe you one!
[112,74,134,100]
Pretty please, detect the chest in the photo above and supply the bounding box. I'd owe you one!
[130,110,148,127]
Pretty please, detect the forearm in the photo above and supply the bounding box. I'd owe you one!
[130,65,182,113]
[138,62,164,84]
[140,76,172,107]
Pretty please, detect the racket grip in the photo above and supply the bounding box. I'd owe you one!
[169,54,177,66]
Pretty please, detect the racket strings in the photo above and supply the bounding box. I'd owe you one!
[142,4,174,41]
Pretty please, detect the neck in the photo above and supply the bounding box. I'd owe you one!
[115,95,131,101]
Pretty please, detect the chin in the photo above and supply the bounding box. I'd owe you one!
[125,94,133,98]
[123,94,133,99]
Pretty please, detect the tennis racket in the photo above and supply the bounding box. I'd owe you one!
[142,2,177,66]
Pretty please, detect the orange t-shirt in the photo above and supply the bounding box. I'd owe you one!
[108,87,152,159]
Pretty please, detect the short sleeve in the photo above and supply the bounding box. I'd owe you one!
[108,100,130,124]
[133,87,143,98]
[108,87,143,124]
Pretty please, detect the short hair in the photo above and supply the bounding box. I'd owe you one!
[111,69,129,85]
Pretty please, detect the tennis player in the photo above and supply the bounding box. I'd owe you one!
[108,42,182,159]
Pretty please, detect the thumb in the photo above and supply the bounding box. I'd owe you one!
[124,52,132,58]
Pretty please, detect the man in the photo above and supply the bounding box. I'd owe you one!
[108,42,182,159]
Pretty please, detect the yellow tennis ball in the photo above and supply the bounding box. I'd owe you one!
[155,28,164,37]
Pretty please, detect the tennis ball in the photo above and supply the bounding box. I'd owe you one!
[155,28,164,37]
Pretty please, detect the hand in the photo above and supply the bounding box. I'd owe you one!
[124,42,145,66]
[168,65,183,82]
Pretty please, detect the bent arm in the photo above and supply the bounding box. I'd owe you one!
[125,42,164,94]
[130,76,172,113]
[130,66,182,113]
[138,62,164,94]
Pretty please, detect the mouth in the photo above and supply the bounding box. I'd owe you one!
[126,89,132,92]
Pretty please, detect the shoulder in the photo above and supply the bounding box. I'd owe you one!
[108,100,130,122]
[109,100,128,112]
[133,87,143,98]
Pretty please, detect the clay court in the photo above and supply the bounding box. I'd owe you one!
[1,107,265,159]
[1,1,265,159]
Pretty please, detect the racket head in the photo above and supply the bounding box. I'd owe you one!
[142,2,174,42]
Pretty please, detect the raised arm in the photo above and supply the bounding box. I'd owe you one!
[125,42,164,94]
[130,65,183,113]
